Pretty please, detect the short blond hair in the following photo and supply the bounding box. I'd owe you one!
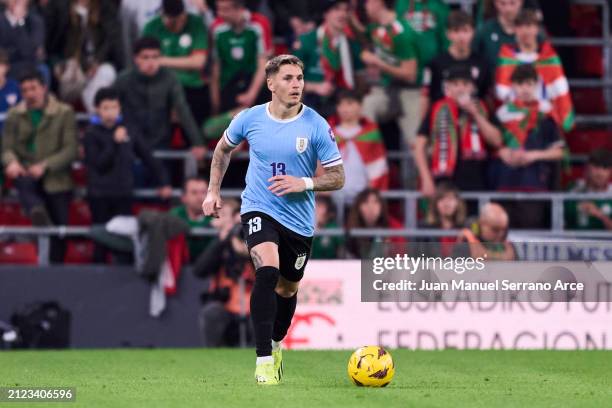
[265,54,304,79]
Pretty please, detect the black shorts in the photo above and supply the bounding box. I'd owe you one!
[241,211,313,282]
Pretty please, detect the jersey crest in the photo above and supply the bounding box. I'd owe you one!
[294,253,307,270]
[296,137,308,153]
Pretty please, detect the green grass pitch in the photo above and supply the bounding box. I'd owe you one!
[1,349,611,407]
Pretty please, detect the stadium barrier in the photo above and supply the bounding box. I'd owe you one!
[1,261,611,349]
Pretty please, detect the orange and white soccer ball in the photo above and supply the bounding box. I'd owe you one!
[347,345,395,387]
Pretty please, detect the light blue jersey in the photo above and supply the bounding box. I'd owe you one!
[224,103,342,237]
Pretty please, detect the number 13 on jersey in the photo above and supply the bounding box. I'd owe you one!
[270,162,286,176]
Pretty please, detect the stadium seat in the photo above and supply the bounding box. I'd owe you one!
[566,129,612,154]
[0,242,38,264]
[71,162,87,187]
[64,240,94,264]
[68,199,92,226]
[131,202,171,215]
[0,202,31,226]
[571,88,606,115]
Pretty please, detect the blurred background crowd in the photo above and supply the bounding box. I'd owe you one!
[0,0,610,267]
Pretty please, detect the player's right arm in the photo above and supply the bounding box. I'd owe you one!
[202,136,235,218]
[203,109,248,217]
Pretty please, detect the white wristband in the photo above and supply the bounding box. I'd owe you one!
[302,177,314,190]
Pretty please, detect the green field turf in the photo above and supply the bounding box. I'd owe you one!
[1,349,611,407]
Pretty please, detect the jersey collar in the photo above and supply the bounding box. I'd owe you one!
[265,102,306,123]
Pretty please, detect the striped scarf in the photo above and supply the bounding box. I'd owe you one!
[495,41,575,131]
[318,25,355,89]
[329,117,389,189]
[430,97,488,177]
[496,99,552,148]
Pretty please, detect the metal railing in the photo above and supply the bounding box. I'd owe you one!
[1,224,611,266]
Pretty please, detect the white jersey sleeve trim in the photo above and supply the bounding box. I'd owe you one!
[321,156,343,168]
[224,130,239,147]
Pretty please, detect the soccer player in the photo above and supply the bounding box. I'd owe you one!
[202,54,345,385]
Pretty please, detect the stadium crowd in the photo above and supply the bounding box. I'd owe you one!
[0,0,611,271]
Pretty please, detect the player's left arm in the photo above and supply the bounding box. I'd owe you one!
[268,164,345,196]
[312,164,345,191]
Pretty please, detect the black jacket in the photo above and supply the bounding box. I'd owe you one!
[113,68,203,149]
[0,10,45,78]
[83,119,169,197]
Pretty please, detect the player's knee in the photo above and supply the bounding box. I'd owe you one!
[254,266,280,290]
[275,279,299,298]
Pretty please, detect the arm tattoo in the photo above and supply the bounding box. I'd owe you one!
[208,137,234,192]
[313,164,345,192]
[250,248,263,270]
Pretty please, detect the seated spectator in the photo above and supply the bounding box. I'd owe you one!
[421,10,490,114]
[495,9,574,132]
[293,0,362,116]
[418,182,466,256]
[210,0,272,113]
[311,195,344,259]
[143,0,209,125]
[1,70,77,262]
[473,0,522,69]
[414,65,502,196]
[169,176,213,260]
[192,198,254,347]
[0,0,46,81]
[424,182,466,230]
[113,37,205,160]
[396,0,449,68]
[83,87,171,262]
[494,64,564,229]
[329,90,389,206]
[360,0,420,149]
[44,0,123,113]
[565,150,612,231]
[0,48,21,133]
[455,202,516,260]
[346,187,403,258]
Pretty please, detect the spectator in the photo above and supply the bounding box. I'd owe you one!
[83,87,171,262]
[293,0,362,116]
[455,202,516,260]
[1,70,77,262]
[121,0,214,67]
[396,0,449,68]
[346,187,403,258]
[421,10,490,114]
[565,150,612,231]
[475,0,541,25]
[420,181,466,256]
[210,0,272,113]
[267,1,314,44]
[493,64,564,229]
[328,90,389,206]
[0,48,21,133]
[113,37,205,160]
[169,176,213,260]
[0,0,46,80]
[473,0,522,69]
[414,65,502,197]
[143,0,209,125]
[360,0,420,149]
[193,198,254,347]
[495,9,574,132]
[424,182,466,230]
[311,195,344,259]
[44,0,123,113]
